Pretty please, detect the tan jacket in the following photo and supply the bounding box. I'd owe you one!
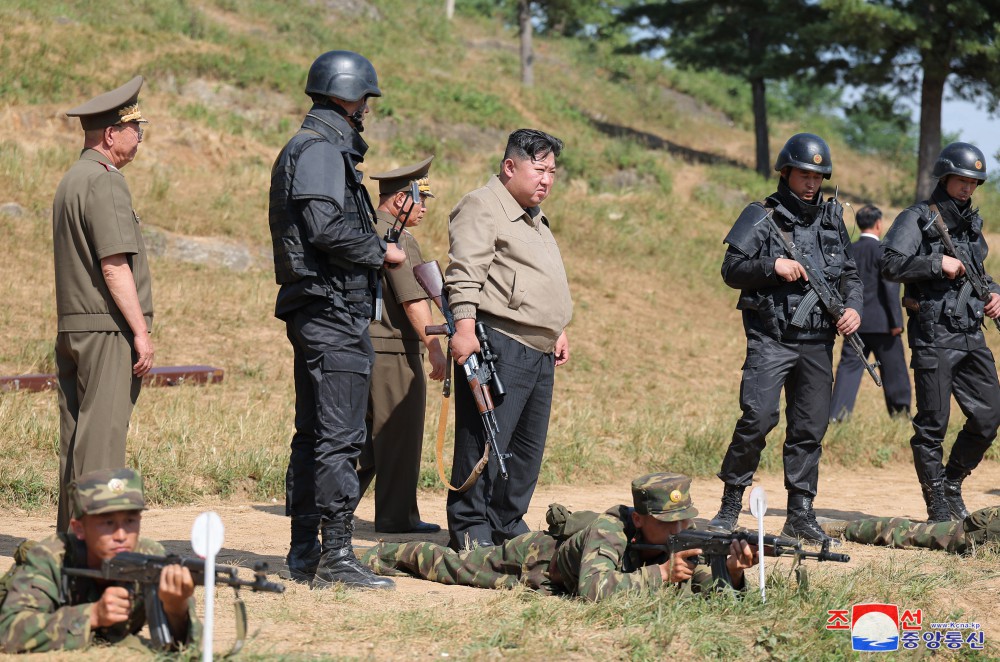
[445,175,572,353]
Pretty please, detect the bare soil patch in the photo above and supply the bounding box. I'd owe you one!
[2,463,998,659]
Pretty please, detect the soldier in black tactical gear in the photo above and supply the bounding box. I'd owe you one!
[710,133,863,544]
[269,50,405,590]
[880,142,1000,523]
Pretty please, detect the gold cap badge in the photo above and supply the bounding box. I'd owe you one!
[976,160,983,170]
[813,154,823,164]
[107,478,126,493]
[669,489,682,503]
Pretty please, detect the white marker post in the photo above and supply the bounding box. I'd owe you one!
[192,512,225,662]
[748,486,767,603]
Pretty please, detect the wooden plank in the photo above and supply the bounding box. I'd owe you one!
[0,365,224,393]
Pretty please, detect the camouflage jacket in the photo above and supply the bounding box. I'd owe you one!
[553,505,741,602]
[0,534,196,653]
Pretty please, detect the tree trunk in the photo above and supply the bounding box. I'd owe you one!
[519,0,533,87]
[445,0,454,20]
[915,65,946,201]
[751,76,769,178]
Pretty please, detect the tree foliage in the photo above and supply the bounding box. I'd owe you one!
[620,0,837,176]
[823,0,1000,200]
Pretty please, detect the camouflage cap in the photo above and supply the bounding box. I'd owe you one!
[631,473,698,522]
[70,468,146,518]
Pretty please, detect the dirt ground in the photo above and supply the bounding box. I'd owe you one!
[2,464,998,658]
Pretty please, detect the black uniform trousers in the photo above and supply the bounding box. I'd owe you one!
[284,299,373,524]
[446,325,555,550]
[718,331,833,496]
[910,345,1000,484]
[830,332,911,421]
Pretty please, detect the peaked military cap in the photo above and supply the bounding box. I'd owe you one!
[631,473,698,522]
[66,75,149,131]
[371,156,435,197]
[70,468,146,518]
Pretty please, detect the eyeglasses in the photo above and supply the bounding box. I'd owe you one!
[117,122,144,141]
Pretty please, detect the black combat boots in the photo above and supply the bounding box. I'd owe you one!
[782,493,838,545]
[283,516,321,583]
[312,518,395,590]
[942,471,970,520]
[707,484,746,532]
[920,480,952,523]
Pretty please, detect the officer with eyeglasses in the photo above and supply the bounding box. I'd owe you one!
[53,76,156,533]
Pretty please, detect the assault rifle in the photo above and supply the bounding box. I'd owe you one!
[413,260,509,487]
[64,551,284,653]
[630,528,850,566]
[384,180,422,245]
[758,208,882,387]
[922,211,1000,333]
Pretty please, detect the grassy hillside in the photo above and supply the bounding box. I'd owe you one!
[1,0,998,508]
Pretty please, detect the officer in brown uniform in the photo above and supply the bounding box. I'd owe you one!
[53,76,155,532]
[445,129,573,550]
[357,157,447,533]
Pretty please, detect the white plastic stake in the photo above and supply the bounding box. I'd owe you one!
[748,487,767,602]
[192,512,225,662]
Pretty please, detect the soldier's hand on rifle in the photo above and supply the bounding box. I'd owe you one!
[450,319,480,365]
[986,293,1000,319]
[661,548,701,583]
[941,255,966,279]
[159,564,194,613]
[384,243,406,268]
[554,330,570,367]
[726,539,758,586]
[835,308,861,336]
[91,585,132,628]
[775,257,808,282]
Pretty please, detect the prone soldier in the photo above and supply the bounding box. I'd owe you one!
[0,469,197,653]
[823,506,1000,555]
[362,473,758,601]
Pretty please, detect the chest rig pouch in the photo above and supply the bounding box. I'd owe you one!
[913,203,988,334]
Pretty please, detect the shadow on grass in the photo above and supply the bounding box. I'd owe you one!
[0,533,30,558]
[159,540,285,573]
[586,115,871,202]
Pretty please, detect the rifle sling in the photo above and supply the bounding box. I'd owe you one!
[434,357,491,493]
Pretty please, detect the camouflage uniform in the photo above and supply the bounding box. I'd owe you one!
[841,506,1000,555]
[0,468,198,652]
[363,473,742,601]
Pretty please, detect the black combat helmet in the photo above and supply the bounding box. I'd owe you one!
[774,133,832,179]
[931,142,987,182]
[305,50,381,102]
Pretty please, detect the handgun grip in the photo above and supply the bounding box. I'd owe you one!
[425,324,450,336]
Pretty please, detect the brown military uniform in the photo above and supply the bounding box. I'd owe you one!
[358,210,431,531]
[53,77,154,531]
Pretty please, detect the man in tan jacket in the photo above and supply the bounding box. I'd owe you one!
[444,128,573,550]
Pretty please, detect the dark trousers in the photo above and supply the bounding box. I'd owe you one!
[446,326,555,550]
[284,300,373,524]
[909,345,1000,484]
[718,332,833,496]
[356,351,426,531]
[830,332,911,421]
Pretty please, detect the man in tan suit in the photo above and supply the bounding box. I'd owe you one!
[53,76,154,531]
[444,129,573,550]
[358,157,446,533]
